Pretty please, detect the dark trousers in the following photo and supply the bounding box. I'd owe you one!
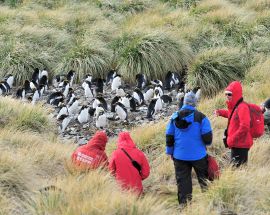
[173,156,208,205]
[231,148,249,167]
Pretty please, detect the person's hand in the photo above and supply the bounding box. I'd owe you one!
[214,110,220,117]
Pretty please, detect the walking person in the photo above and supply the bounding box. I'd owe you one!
[72,131,108,170]
[166,91,213,206]
[109,131,150,195]
[215,81,253,167]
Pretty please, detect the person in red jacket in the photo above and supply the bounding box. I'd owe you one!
[109,132,150,195]
[215,81,252,167]
[72,131,108,170]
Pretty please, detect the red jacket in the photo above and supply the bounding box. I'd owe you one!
[217,81,253,148]
[72,131,108,169]
[109,132,150,195]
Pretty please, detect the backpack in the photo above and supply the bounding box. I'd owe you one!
[245,102,265,138]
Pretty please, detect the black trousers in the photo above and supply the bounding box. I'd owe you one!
[231,147,249,167]
[173,156,208,205]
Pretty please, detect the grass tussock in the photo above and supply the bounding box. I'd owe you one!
[29,171,176,215]
[187,47,247,97]
[112,32,193,82]
[0,97,53,133]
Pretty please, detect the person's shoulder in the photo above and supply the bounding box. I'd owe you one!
[194,110,207,123]
[170,111,179,120]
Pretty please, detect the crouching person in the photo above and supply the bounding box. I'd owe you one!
[109,132,150,195]
[72,131,108,170]
[166,92,213,206]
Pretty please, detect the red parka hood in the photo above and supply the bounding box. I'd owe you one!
[85,131,108,151]
[117,132,136,149]
[226,81,243,109]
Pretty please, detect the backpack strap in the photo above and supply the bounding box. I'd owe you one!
[227,98,244,129]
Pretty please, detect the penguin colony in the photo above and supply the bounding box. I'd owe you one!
[0,69,201,137]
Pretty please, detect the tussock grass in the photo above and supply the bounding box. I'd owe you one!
[0,97,53,133]
[29,171,176,215]
[187,47,247,97]
[112,32,193,82]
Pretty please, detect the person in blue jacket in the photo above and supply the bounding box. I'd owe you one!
[166,91,213,206]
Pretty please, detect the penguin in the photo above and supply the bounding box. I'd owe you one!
[53,75,65,88]
[24,80,37,93]
[120,95,130,109]
[126,94,137,112]
[92,95,108,110]
[115,102,128,121]
[154,85,163,97]
[16,87,26,100]
[0,83,7,95]
[47,91,64,106]
[66,88,76,106]
[68,98,80,115]
[150,79,163,87]
[39,75,48,91]
[116,86,126,97]
[111,96,121,112]
[106,70,117,85]
[59,115,72,133]
[147,98,162,119]
[94,78,104,94]
[95,105,107,129]
[0,81,10,94]
[132,88,144,106]
[164,71,181,90]
[192,87,201,102]
[161,94,173,104]
[57,105,69,120]
[84,81,94,99]
[82,74,93,89]
[143,87,154,103]
[4,74,14,89]
[67,70,75,86]
[31,88,41,105]
[38,84,46,97]
[32,68,40,85]
[62,80,70,98]
[111,75,122,92]
[135,73,147,89]
[77,105,90,124]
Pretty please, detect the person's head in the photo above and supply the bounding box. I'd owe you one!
[183,91,197,107]
[86,130,108,151]
[225,81,243,109]
[117,131,136,148]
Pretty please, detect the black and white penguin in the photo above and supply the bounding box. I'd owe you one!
[164,71,181,90]
[161,94,173,104]
[132,88,144,106]
[150,79,163,87]
[143,86,154,103]
[47,91,64,106]
[154,85,163,97]
[66,88,76,106]
[24,80,37,93]
[94,78,104,94]
[67,70,75,86]
[32,68,40,85]
[95,105,107,129]
[111,75,122,92]
[82,74,93,89]
[53,75,65,88]
[120,95,130,109]
[0,81,10,94]
[77,105,90,124]
[111,96,121,112]
[59,114,72,133]
[116,86,126,97]
[147,98,162,119]
[31,88,41,105]
[106,70,117,85]
[126,94,137,112]
[57,105,69,120]
[16,87,26,100]
[84,81,95,99]
[68,97,80,115]
[135,73,147,89]
[4,74,14,89]
[115,102,128,121]
[192,87,201,102]
[39,75,48,91]
[61,80,70,98]
[92,95,108,111]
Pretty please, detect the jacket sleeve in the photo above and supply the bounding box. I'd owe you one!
[140,152,150,180]
[217,109,229,118]
[201,117,213,145]
[227,104,250,146]
[108,153,116,176]
[165,120,175,155]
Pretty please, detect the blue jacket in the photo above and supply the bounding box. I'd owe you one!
[165,105,212,161]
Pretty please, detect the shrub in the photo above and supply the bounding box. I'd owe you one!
[187,48,247,97]
[112,32,193,82]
